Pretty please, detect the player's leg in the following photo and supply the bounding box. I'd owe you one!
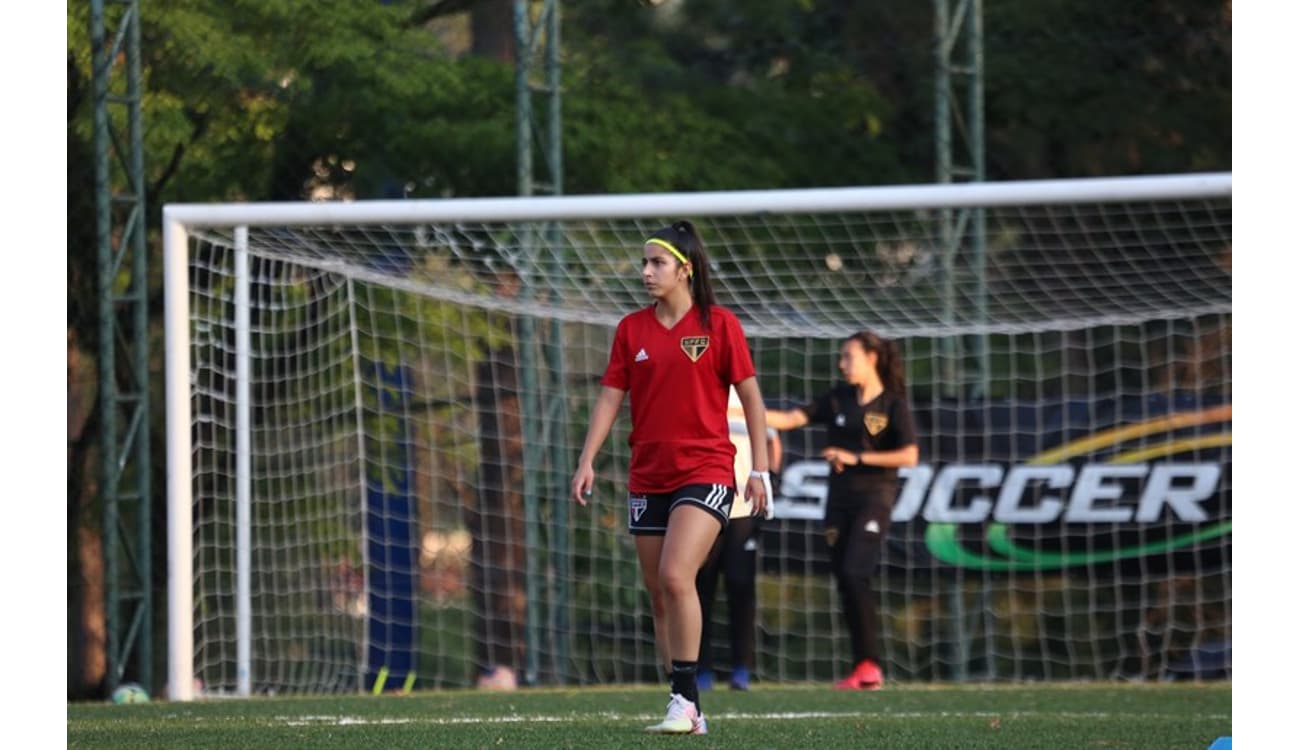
[646,485,729,734]
[631,492,673,675]
[659,506,721,708]
[826,506,866,686]
[832,495,892,690]
[634,533,671,675]
[694,529,727,690]
[723,515,759,689]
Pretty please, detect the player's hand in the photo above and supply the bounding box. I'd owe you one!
[571,464,595,506]
[821,447,856,473]
[746,471,772,519]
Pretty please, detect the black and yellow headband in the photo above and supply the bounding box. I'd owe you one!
[645,237,692,278]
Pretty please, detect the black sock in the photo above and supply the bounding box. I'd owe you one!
[670,660,700,709]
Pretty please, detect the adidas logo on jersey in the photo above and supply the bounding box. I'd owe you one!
[635,348,649,362]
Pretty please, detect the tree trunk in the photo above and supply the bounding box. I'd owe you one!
[471,0,516,64]
[68,330,107,699]
[467,326,528,679]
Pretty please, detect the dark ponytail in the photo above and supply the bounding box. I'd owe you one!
[849,329,907,395]
[648,219,716,328]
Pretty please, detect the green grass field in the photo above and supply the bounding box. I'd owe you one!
[67,681,1230,749]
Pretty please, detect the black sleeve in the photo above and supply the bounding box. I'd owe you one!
[799,388,835,426]
[891,395,918,448]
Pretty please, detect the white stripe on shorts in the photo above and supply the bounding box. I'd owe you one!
[705,483,727,511]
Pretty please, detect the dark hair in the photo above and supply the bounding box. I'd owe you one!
[847,329,907,395]
[648,219,716,328]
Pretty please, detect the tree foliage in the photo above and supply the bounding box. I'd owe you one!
[68,0,1229,208]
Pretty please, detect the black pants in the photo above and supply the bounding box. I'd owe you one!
[825,484,893,665]
[695,515,761,673]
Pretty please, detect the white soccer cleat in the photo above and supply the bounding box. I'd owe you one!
[644,693,707,734]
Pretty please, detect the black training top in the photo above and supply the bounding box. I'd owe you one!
[799,384,918,502]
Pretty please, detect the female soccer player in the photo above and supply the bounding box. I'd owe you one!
[571,220,771,735]
[766,330,918,690]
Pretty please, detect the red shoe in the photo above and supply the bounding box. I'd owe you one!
[833,659,883,690]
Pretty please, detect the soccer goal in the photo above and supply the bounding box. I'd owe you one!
[164,172,1231,700]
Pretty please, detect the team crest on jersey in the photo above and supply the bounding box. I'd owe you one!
[864,412,889,436]
[680,336,710,362]
[630,495,648,523]
[825,527,840,548]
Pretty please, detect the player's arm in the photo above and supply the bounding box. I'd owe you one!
[824,444,919,470]
[868,444,920,467]
[766,406,809,431]
[733,376,772,518]
[571,385,626,505]
[734,376,769,474]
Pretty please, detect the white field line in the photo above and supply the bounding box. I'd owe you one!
[273,710,1229,727]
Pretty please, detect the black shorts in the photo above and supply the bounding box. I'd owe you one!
[824,483,894,577]
[628,483,734,535]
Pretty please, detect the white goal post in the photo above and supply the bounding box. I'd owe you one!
[165,172,1231,700]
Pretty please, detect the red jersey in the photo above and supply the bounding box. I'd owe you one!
[601,304,756,493]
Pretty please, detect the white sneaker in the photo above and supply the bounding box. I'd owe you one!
[644,693,707,734]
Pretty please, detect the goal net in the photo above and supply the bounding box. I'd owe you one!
[164,173,1231,698]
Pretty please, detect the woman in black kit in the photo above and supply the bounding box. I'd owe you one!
[766,329,919,690]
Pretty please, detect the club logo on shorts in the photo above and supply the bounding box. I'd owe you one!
[630,495,648,523]
[680,336,710,362]
[825,527,840,547]
[864,411,889,436]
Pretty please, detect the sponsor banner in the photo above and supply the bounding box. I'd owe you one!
[770,394,1230,573]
